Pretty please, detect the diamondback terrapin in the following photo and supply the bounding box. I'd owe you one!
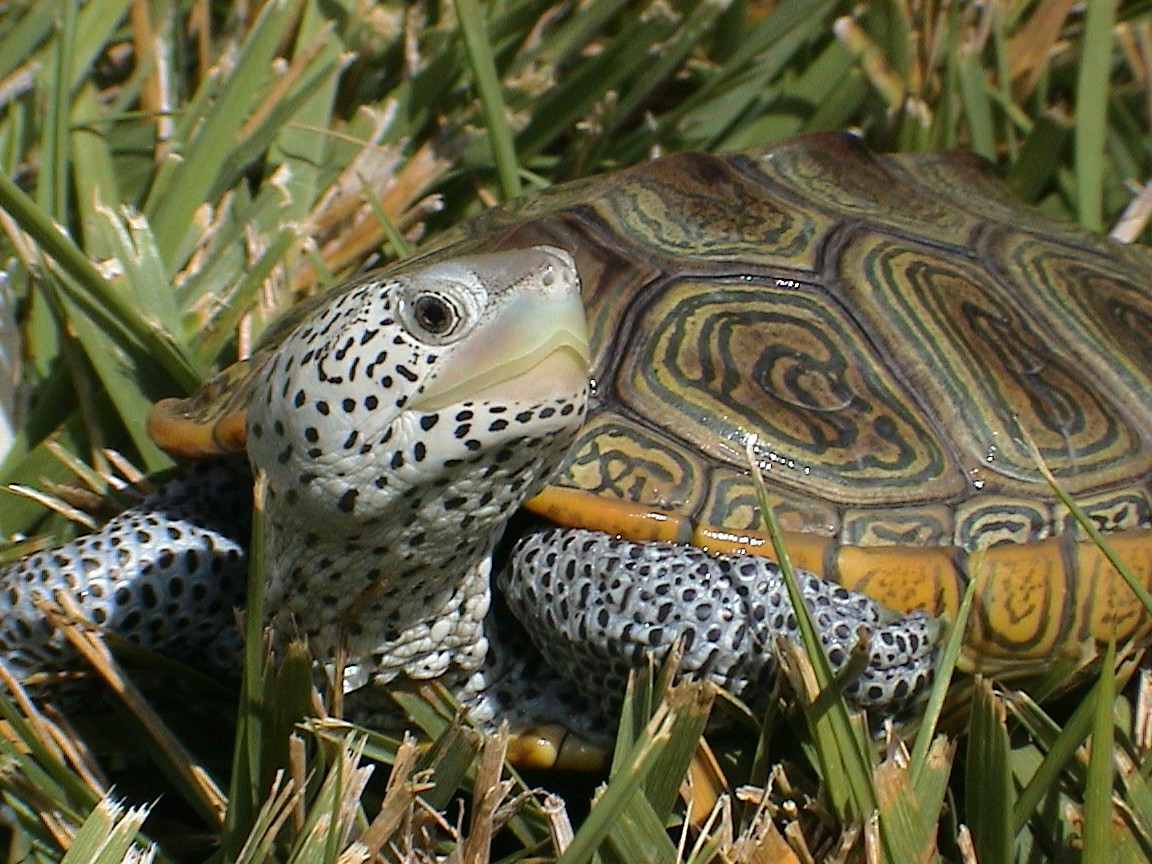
[0,132,1147,753]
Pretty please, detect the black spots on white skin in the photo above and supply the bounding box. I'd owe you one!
[364,350,388,378]
[0,461,251,676]
[245,263,587,684]
[503,528,938,715]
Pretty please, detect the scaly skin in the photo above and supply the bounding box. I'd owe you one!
[0,459,250,685]
[499,527,937,730]
[244,247,591,705]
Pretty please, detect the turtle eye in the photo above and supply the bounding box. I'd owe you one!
[410,293,460,338]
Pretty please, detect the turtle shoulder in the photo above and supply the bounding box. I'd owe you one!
[147,279,370,459]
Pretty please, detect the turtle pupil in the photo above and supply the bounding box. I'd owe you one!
[415,295,453,335]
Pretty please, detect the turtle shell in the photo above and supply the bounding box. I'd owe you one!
[415,131,1152,665]
[150,131,1152,666]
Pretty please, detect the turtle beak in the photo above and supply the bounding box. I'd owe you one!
[413,247,590,412]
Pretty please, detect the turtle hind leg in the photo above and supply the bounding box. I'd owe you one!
[499,526,940,721]
[0,458,252,685]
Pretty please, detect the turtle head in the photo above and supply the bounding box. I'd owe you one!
[246,246,590,553]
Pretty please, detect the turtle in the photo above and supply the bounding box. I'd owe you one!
[0,132,1147,760]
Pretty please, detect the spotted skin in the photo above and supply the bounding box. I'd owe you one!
[501,527,938,728]
[245,247,590,702]
[0,459,249,683]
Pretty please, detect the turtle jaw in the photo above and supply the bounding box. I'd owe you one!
[413,249,590,413]
[413,294,590,413]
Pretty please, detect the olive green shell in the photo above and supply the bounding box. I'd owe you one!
[155,131,1152,556]
[419,131,1152,554]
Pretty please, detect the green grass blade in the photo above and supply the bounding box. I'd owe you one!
[455,0,520,199]
[609,0,728,129]
[1009,689,1093,832]
[0,694,103,817]
[0,2,58,83]
[285,736,370,864]
[143,0,306,262]
[909,573,976,784]
[613,660,714,823]
[213,46,344,202]
[86,203,181,337]
[222,473,268,862]
[522,0,627,70]
[1114,703,1152,853]
[1075,0,1120,231]
[746,440,878,823]
[601,797,676,864]
[1082,640,1117,861]
[40,273,172,466]
[59,799,149,864]
[556,703,682,864]
[1006,112,1071,202]
[66,0,132,91]
[965,678,1013,864]
[40,0,76,221]
[872,740,951,863]
[194,228,297,362]
[956,45,996,159]
[265,4,343,222]
[667,0,841,131]
[0,170,199,390]
[516,7,677,159]
[71,87,123,258]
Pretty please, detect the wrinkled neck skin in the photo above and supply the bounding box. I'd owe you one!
[256,393,585,696]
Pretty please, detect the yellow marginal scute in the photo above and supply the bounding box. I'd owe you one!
[146,356,260,459]
[525,485,695,545]
[147,398,248,459]
[965,538,1069,664]
[965,530,1152,667]
[1076,531,1152,646]
[833,545,962,621]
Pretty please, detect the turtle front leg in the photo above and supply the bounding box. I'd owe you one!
[0,459,251,685]
[499,527,940,728]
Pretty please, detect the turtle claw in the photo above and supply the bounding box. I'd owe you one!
[506,724,607,771]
